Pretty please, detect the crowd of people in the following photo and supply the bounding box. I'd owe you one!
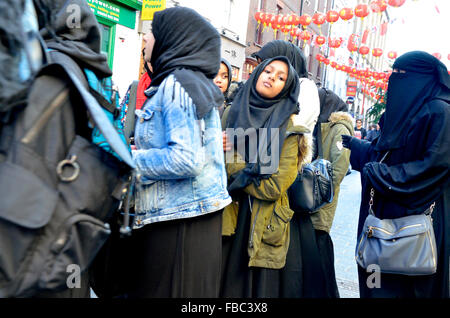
[111,6,449,299]
[1,3,449,299]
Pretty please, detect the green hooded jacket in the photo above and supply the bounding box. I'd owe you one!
[222,114,310,269]
[310,111,354,233]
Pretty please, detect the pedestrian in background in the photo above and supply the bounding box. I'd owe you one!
[310,87,354,298]
[214,58,232,117]
[220,56,310,297]
[354,118,367,140]
[365,124,381,142]
[342,51,450,298]
[125,6,231,298]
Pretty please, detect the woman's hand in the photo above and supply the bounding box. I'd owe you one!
[223,131,232,151]
[341,135,353,149]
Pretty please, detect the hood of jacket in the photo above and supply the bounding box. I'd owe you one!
[323,111,353,135]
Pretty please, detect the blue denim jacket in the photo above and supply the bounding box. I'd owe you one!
[132,74,231,228]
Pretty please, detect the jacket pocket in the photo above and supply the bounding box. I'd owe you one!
[135,108,156,143]
[262,205,294,247]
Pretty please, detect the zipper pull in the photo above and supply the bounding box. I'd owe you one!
[367,226,373,238]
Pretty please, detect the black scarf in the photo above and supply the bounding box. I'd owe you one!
[375,51,450,151]
[36,0,112,78]
[150,7,223,119]
[312,87,348,159]
[317,87,348,124]
[225,56,299,192]
[253,40,308,78]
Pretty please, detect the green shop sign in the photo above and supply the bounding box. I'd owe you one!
[87,0,137,29]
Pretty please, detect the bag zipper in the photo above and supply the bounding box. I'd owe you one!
[367,223,423,237]
[21,88,70,144]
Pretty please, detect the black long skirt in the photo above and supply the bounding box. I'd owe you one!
[220,196,331,298]
[124,211,223,298]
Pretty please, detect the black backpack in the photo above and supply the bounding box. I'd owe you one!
[0,0,134,297]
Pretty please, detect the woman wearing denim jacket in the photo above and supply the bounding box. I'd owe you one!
[126,7,231,298]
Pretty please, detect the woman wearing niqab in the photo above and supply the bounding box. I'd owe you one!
[343,51,450,298]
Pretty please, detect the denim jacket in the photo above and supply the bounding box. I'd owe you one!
[132,74,231,228]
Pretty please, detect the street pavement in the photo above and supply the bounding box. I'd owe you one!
[330,169,362,298]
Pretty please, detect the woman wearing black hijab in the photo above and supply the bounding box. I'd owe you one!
[221,56,314,297]
[342,51,450,298]
[126,7,231,298]
[215,58,233,117]
[253,40,320,135]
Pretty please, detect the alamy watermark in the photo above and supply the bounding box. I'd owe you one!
[223,127,280,175]
[66,4,81,29]
[66,264,81,289]
[366,264,381,289]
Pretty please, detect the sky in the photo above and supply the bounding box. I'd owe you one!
[385,0,450,69]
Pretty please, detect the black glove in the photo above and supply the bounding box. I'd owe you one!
[341,135,353,149]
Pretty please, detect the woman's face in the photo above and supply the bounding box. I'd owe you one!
[143,31,155,63]
[214,62,230,93]
[255,60,288,99]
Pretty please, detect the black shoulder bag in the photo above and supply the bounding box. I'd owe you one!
[288,122,334,214]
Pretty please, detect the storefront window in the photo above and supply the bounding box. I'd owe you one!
[100,23,110,57]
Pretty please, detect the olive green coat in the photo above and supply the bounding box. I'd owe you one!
[310,112,354,233]
[222,114,310,269]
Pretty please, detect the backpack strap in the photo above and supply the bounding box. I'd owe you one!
[123,80,139,145]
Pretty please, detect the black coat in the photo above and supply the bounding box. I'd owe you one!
[349,98,450,298]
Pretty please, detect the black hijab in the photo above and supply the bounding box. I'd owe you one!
[221,58,233,95]
[36,0,112,78]
[317,87,348,124]
[150,7,223,119]
[226,56,300,182]
[253,40,308,78]
[375,51,450,151]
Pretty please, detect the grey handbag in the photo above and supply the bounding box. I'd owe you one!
[355,152,438,276]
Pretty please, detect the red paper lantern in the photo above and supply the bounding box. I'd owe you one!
[448,54,450,61]
[347,34,359,52]
[372,48,383,57]
[299,14,312,28]
[339,8,354,21]
[326,10,339,23]
[323,58,330,65]
[290,27,298,38]
[316,54,325,63]
[328,38,342,48]
[370,0,388,13]
[312,12,326,26]
[276,14,285,27]
[300,30,312,42]
[331,61,337,68]
[254,11,264,24]
[264,13,273,26]
[315,35,326,46]
[388,0,406,8]
[355,4,370,19]
[291,14,301,26]
[432,53,442,60]
[387,51,397,59]
[359,46,370,56]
